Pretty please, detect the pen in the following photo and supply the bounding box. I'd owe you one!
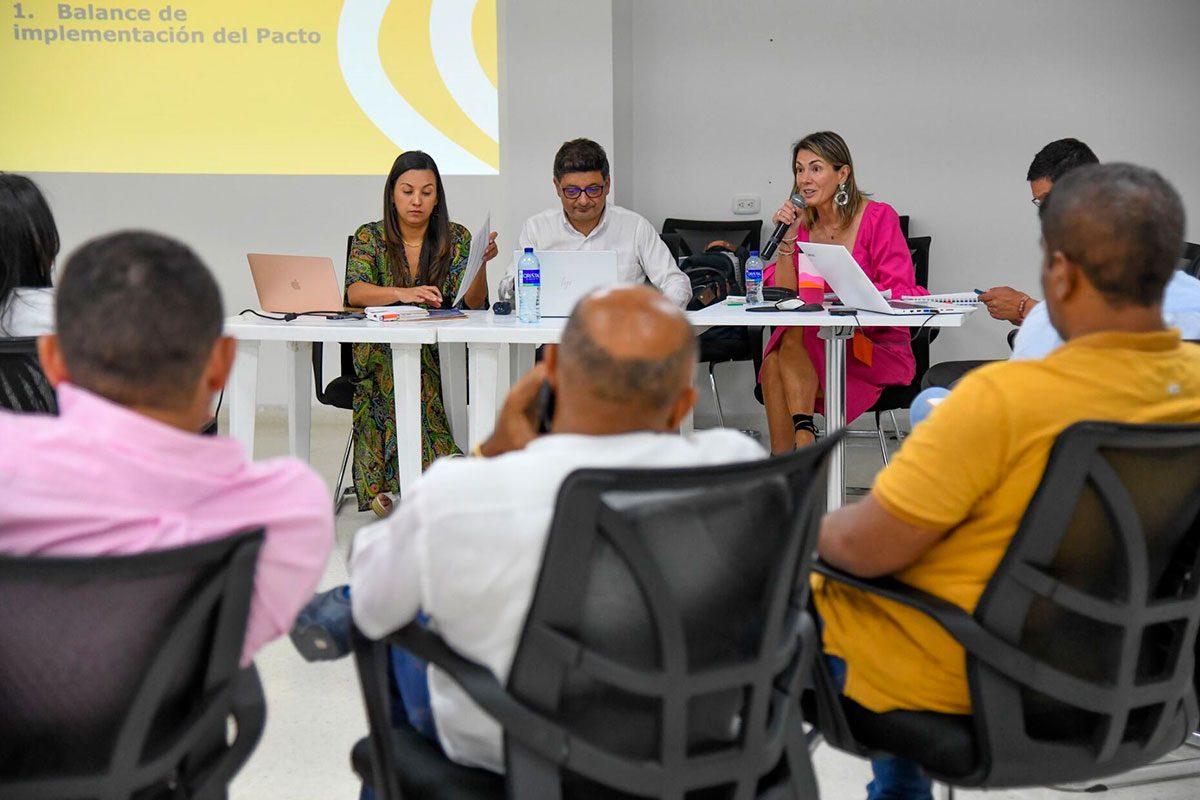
[973,288,984,295]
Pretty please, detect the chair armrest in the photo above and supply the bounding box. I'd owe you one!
[386,622,571,765]
[351,626,406,800]
[187,665,267,797]
[813,561,1047,694]
[311,342,325,401]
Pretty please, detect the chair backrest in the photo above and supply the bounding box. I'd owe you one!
[0,530,266,799]
[1182,241,1200,278]
[906,236,934,373]
[502,438,841,799]
[0,337,55,414]
[970,421,1200,785]
[661,218,762,258]
[312,236,358,404]
[660,232,684,261]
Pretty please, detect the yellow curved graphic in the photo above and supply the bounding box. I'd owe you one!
[473,0,498,90]
[378,0,498,170]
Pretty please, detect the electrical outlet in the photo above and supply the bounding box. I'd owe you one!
[733,194,760,215]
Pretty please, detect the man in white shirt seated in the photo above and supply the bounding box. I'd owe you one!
[510,138,692,309]
[350,285,764,772]
[1012,265,1200,358]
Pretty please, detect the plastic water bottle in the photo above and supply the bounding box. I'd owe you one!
[745,250,764,306]
[517,247,541,323]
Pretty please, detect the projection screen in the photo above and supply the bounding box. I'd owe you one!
[2,0,499,175]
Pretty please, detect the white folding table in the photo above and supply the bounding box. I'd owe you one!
[687,304,968,509]
[224,306,968,508]
[223,316,440,494]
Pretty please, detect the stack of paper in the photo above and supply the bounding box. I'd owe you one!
[364,305,429,322]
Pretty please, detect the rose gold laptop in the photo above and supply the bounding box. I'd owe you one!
[247,253,344,313]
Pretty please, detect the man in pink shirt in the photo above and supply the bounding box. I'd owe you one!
[0,230,334,665]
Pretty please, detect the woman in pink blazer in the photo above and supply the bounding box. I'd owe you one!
[760,131,926,453]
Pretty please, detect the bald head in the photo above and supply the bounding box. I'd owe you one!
[559,286,697,413]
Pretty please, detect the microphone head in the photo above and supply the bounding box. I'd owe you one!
[790,192,807,209]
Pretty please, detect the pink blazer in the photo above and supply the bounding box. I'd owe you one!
[762,201,927,422]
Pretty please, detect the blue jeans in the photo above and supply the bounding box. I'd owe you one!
[826,651,932,800]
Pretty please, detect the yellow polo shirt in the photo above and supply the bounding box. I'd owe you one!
[814,330,1200,714]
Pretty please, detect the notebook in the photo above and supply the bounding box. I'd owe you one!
[364,306,466,322]
[901,292,982,305]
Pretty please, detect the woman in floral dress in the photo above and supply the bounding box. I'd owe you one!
[345,151,496,512]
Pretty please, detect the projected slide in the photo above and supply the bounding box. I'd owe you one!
[1,0,498,175]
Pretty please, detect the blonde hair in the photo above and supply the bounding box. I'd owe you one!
[791,131,869,230]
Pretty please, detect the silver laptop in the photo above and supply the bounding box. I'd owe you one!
[511,250,619,317]
[798,242,946,316]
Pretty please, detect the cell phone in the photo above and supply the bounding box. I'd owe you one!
[830,307,858,316]
[535,380,556,434]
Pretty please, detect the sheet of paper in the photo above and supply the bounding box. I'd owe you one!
[453,212,491,307]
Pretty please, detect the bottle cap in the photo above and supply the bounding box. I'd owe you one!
[524,247,534,253]
[750,250,760,257]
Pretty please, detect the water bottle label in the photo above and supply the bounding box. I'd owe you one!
[746,268,763,282]
[520,269,540,286]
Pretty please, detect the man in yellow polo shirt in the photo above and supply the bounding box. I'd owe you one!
[814,162,1200,800]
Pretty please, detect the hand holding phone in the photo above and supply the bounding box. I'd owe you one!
[535,380,556,434]
[478,363,548,457]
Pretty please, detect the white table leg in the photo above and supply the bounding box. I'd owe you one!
[820,326,853,511]
[286,341,312,463]
[514,343,536,379]
[439,341,468,451]
[499,343,532,408]
[229,339,260,460]
[468,342,501,449]
[498,343,513,393]
[391,343,424,493]
[681,362,699,435]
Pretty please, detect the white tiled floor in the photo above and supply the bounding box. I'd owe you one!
[226,407,1200,799]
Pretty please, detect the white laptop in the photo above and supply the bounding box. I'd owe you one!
[511,250,619,317]
[798,242,957,316]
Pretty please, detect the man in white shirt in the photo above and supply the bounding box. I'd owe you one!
[350,285,764,772]
[1013,269,1200,358]
[511,138,692,309]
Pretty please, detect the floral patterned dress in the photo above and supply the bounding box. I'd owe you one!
[345,220,475,510]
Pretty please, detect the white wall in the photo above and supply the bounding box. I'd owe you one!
[501,0,615,245]
[28,0,615,407]
[22,0,1200,411]
[622,0,1200,365]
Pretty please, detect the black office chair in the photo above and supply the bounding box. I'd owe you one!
[680,251,762,427]
[857,236,936,464]
[350,437,844,800]
[0,336,55,413]
[660,231,684,261]
[1183,241,1200,278]
[807,421,1200,795]
[661,218,762,258]
[313,235,362,513]
[0,529,267,799]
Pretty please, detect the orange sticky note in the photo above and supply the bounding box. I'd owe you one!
[852,330,874,367]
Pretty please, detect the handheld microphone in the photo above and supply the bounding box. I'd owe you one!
[761,193,807,262]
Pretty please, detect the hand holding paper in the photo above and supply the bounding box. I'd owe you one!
[453,213,492,307]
